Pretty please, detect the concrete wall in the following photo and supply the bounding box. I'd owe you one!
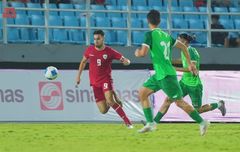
[0,44,239,64]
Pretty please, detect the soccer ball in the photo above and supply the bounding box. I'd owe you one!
[44,66,58,80]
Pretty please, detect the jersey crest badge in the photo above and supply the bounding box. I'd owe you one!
[103,54,108,60]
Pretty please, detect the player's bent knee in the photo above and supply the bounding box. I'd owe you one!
[138,88,149,101]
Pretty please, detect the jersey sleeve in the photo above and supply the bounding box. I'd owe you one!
[189,48,198,61]
[143,32,152,48]
[84,47,90,59]
[110,48,123,60]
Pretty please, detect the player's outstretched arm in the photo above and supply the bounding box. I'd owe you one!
[120,56,131,66]
[174,41,198,75]
[135,45,149,57]
[76,56,88,86]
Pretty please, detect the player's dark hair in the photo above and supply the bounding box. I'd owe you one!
[147,9,160,26]
[93,30,105,36]
[179,33,195,43]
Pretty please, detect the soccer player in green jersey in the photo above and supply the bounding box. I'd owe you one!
[165,33,226,115]
[135,10,209,135]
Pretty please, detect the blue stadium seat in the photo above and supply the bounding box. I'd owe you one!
[235,20,240,29]
[200,15,208,20]
[80,17,86,27]
[111,17,126,28]
[31,15,44,25]
[117,0,127,6]
[172,19,188,29]
[69,29,85,44]
[106,6,122,18]
[59,3,75,16]
[49,15,63,26]
[163,0,178,6]
[51,29,69,43]
[19,28,31,42]
[136,6,150,11]
[185,14,199,20]
[7,18,15,24]
[0,2,2,13]
[183,6,198,12]
[11,2,25,7]
[131,18,142,28]
[152,6,167,12]
[106,0,117,5]
[7,28,19,42]
[228,32,239,38]
[90,5,106,17]
[220,19,234,29]
[172,14,184,20]
[161,13,168,20]
[229,7,240,12]
[74,4,86,10]
[213,7,228,12]
[37,28,46,42]
[11,2,26,14]
[229,7,240,19]
[64,16,79,27]
[189,20,204,29]
[171,32,178,39]
[160,19,167,29]
[179,0,194,7]
[171,7,182,12]
[116,30,127,45]
[91,5,105,10]
[106,5,120,10]
[15,14,29,25]
[195,32,207,45]
[198,7,206,12]
[148,0,163,6]
[132,0,146,6]
[0,16,2,29]
[142,19,148,28]
[103,30,115,45]
[0,29,2,41]
[43,3,58,15]
[26,3,42,15]
[95,17,111,27]
[132,31,145,45]
[219,15,230,19]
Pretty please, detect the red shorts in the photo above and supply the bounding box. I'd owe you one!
[92,81,113,102]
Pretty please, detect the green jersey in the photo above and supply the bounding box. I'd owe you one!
[181,46,202,86]
[143,28,177,80]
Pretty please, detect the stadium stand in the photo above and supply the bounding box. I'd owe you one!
[0,0,239,47]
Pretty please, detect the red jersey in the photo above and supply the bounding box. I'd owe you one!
[84,45,123,86]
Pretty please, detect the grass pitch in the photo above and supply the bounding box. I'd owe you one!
[0,123,239,152]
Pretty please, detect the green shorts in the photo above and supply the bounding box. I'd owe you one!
[179,80,203,109]
[143,75,183,101]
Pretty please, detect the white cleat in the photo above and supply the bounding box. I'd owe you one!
[126,124,134,129]
[138,122,156,133]
[200,120,210,136]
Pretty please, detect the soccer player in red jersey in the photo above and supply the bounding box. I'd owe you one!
[76,30,133,128]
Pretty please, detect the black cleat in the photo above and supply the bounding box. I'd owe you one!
[218,100,226,116]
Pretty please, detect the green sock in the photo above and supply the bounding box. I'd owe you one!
[154,112,164,123]
[143,107,153,123]
[189,110,204,124]
[210,103,218,110]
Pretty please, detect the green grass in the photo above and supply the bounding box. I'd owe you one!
[0,123,239,152]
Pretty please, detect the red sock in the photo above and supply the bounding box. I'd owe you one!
[112,103,132,125]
